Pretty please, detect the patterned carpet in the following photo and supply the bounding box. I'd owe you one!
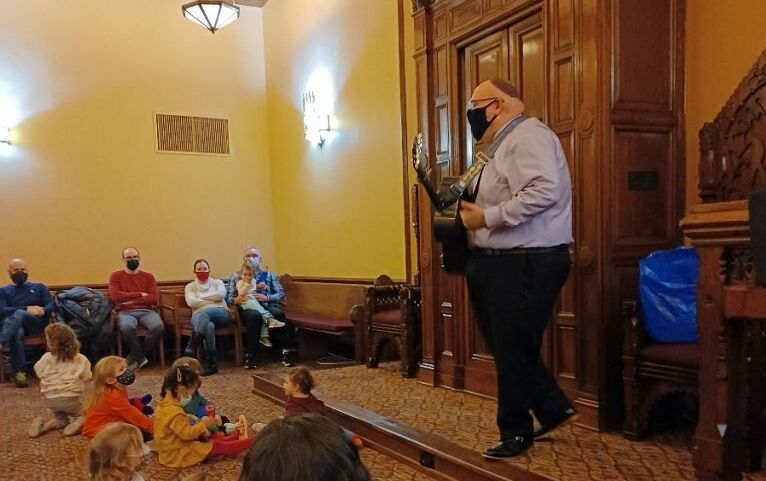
[305,362,766,481]
[0,362,436,481]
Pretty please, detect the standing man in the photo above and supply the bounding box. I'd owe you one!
[226,246,293,368]
[459,78,575,458]
[0,258,54,387]
[108,247,164,371]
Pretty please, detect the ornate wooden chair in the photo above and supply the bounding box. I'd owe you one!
[622,297,764,470]
[621,298,699,440]
[364,275,422,378]
[159,291,242,365]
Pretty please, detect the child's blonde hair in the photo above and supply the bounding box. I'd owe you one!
[45,322,80,362]
[171,356,202,374]
[88,356,126,409]
[89,422,143,481]
[240,263,254,275]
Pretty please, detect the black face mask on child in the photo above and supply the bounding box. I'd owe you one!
[116,369,136,386]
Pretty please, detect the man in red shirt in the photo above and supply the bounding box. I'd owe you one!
[108,247,164,370]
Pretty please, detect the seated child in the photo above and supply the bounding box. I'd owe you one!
[30,322,92,437]
[283,366,325,416]
[241,414,370,481]
[83,356,154,439]
[253,366,362,447]
[236,263,284,348]
[170,357,232,429]
[89,422,148,481]
[155,365,254,468]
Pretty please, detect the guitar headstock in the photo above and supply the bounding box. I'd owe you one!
[411,133,430,178]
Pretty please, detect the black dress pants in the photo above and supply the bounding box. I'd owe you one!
[465,247,572,440]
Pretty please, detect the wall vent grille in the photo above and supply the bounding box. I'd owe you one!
[155,113,230,155]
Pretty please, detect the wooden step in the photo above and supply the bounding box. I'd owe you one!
[251,371,553,481]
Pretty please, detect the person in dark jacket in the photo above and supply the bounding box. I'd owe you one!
[56,286,114,362]
[0,258,54,387]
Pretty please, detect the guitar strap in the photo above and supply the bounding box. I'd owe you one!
[472,115,526,198]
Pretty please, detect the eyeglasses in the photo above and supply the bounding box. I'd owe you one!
[470,97,499,108]
[124,255,140,260]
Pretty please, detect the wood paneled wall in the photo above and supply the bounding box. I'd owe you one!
[409,0,685,429]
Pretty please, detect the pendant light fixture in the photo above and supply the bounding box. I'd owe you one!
[182,0,240,34]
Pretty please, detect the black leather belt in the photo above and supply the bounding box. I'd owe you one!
[471,244,569,256]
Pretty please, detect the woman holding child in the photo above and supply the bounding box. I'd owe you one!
[184,259,230,376]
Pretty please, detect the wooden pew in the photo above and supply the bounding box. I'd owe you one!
[279,275,376,363]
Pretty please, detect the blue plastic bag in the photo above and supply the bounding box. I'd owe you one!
[639,247,699,343]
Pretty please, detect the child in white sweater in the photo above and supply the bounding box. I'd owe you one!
[30,322,92,437]
[236,264,284,348]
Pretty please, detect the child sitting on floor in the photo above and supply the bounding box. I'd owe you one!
[253,366,362,447]
[89,422,208,481]
[30,322,92,437]
[236,263,284,348]
[83,356,154,439]
[89,422,148,481]
[170,357,232,429]
[155,365,254,468]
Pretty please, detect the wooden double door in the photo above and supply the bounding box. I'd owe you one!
[412,0,685,429]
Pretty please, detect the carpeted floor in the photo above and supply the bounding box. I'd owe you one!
[0,363,437,481]
[308,362,766,481]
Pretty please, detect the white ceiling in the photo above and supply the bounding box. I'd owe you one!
[237,0,269,7]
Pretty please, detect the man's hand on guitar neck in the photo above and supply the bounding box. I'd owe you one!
[459,201,488,230]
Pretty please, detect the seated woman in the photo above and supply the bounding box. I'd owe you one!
[184,258,230,376]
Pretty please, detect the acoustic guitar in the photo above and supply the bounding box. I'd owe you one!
[411,133,489,273]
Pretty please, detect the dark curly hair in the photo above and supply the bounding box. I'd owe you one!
[161,365,199,399]
[240,414,370,481]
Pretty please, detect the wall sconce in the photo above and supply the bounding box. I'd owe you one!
[0,126,10,145]
[302,91,333,147]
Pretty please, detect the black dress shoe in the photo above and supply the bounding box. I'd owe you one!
[482,436,533,459]
[533,408,578,439]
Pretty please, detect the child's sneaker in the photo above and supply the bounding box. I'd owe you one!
[14,371,28,388]
[28,416,44,438]
[63,416,84,436]
[259,337,272,348]
[267,318,286,329]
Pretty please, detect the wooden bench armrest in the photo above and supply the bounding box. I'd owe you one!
[349,304,366,326]
[622,298,648,359]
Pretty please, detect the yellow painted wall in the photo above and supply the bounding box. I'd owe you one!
[262,0,406,280]
[0,1,274,285]
[685,1,766,211]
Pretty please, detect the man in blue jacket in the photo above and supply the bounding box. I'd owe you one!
[0,258,54,387]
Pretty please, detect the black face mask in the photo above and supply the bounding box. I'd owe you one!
[126,259,140,271]
[11,271,27,286]
[466,102,498,141]
[116,369,136,386]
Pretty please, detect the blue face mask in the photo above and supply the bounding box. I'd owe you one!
[180,394,192,406]
[249,257,260,269]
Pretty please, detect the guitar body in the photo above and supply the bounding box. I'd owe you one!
[411,133,490,275]
[433,176,470,274]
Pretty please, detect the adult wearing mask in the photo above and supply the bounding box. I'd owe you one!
[226,246,291,369]
[108,247,164,371]
[460,78,575,458]
[184,258,229,375]
[0,258,54,387]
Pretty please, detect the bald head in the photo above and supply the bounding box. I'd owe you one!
[8,258,28,285]
[469,78,525,142]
